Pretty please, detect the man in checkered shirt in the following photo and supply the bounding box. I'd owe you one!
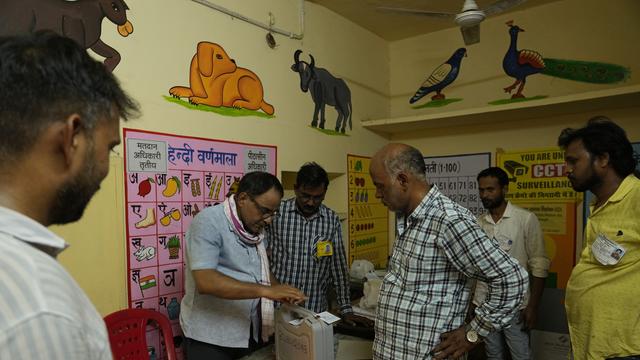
[267,162,373,327]
[369,144,528,360]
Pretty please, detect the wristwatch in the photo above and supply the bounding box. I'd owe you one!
[464,323,480,344]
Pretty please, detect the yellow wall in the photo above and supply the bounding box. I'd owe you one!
[54,157,127,314]
[391,108,640,156]
[51,0,639,316]
[54,0,389,315]
[383,0,640,256]
[389,0,640,118]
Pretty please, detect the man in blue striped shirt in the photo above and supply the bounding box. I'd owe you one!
[0,32,138,359]
[369,144,527,360]
[268,162,373,327]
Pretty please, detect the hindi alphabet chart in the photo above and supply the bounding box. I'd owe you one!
[424,153,491,217]
[347,154,389,268]
[123,129,276,358]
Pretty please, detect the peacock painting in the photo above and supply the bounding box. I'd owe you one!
[501,21,630,99]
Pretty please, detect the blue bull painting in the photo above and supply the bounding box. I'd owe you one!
[291,50,352,134]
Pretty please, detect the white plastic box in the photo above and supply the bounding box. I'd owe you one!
[275,304,335,360]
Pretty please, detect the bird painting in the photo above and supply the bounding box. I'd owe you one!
[502,21,630,99]
[410,48,467,104]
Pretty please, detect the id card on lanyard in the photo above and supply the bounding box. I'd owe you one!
[317,241,333,257]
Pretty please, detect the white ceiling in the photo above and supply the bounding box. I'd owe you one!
[308,0,563,41]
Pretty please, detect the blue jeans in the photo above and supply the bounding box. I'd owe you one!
[485,312,530,360]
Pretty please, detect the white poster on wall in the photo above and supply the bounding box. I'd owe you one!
[424,153,491,217]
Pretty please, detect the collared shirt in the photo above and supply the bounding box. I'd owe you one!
[373,186,527,360]
[474,201,549,308]
[0,206,112,360]
[180,204,262,348]
[566,175,640,359]
[267,198,352,314]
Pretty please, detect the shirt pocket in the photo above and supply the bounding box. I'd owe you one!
[593,231,631,266]
[494,234,513,252]
[398,238,442,291]
[310,234,330,260]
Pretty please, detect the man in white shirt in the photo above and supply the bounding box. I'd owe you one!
[0,31,138,359]
[474,167,550,360]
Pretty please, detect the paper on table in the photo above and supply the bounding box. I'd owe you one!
[288,318,304,326]
[315,311,341,325]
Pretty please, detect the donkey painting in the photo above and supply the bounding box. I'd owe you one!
[291,50,352,134]
[0,0,134,72]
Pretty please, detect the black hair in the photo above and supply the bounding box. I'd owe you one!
[558,116,636,178]
[296,162,329,189]
[0,31,139,160]
[477,167,509,187]
[237,172,284,198]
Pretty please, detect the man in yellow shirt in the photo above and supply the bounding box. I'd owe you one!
[559,116,640,360]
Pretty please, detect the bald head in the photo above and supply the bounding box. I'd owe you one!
[370,143,429,215]
[372,143,427,182]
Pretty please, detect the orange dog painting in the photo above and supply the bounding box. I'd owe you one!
[169,42,274,115]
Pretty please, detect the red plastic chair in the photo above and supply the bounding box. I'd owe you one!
[104,308,177,360]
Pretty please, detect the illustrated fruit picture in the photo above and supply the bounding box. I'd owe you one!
[137,178,154,197]
[162,176,181,198]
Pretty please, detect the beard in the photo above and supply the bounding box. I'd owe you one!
[296,199,320,217]
[48,146,102,225]
[299,203,319,216]
[481,195,504,210]
[569,171,601,192]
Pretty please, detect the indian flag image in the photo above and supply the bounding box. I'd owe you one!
[139,275,157,290]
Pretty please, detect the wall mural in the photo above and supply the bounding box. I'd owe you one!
[0,0,134,72]
[409,21,632,110]
[492,20,631,104]
[167,42,275,118]
[409,47,467,109]
[291,50,353,135]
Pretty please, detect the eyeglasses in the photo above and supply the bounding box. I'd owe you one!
[248,196,279,219]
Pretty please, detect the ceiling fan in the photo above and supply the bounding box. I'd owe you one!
[378,0,527,45]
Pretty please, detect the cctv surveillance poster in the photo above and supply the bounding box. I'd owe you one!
[497,147,579,289]
[496,148,579,203]
[123,128,276,357]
